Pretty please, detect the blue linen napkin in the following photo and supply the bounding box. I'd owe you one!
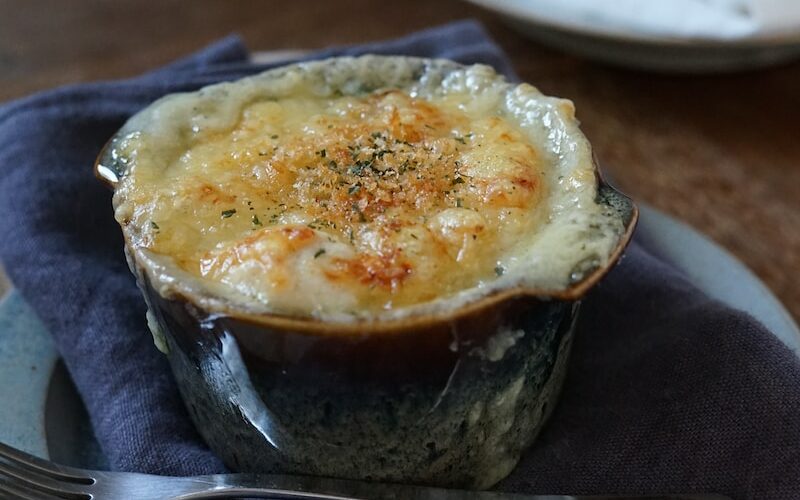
[0,19,798,500]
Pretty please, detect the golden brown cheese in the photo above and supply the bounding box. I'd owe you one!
[116,90,546,314]
[108,57,625,320]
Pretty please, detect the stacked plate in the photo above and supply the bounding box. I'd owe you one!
[467,0,800,71]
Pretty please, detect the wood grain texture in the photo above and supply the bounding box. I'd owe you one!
[2,0,798,322]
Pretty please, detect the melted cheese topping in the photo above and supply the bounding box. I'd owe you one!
[107,57,625,320]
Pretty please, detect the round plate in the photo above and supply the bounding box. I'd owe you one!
[0,207,798,468]
[466,0,800,72]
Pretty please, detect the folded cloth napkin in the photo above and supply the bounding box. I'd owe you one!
[0,19,798,500]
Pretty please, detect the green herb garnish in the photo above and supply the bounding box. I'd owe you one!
[314,249,326,259]
[494,265,505,277]
[348,163,365,176]
[221,209,237,219]
[352,204,367,222]
[252,214,262,226]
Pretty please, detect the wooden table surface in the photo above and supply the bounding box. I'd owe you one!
[2,0,799,322]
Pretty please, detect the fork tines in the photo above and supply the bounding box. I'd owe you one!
[0,441,92,500]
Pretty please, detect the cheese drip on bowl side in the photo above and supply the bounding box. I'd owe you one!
[108,56,625,321]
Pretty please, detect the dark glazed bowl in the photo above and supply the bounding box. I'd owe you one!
[95,57,638,490]
[109,182,634,490]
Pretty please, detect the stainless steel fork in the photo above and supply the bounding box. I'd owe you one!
[0,441,732,500]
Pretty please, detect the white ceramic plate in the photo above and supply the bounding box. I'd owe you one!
[1,204,797,469]
[466,0,800,71]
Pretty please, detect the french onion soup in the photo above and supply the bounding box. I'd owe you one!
[102,57,626,321]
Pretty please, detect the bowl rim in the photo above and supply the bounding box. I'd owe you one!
[93,57,638,337]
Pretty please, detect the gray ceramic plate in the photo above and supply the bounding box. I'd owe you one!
[465,0,800,72]
[1,204,798,470]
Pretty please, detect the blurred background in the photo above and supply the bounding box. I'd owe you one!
[1,0,798,322]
